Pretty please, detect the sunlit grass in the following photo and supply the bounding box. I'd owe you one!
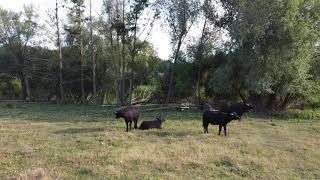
[0,103,319,179]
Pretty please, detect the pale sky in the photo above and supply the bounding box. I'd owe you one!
[0,0,228,60]
[0,0,172,59]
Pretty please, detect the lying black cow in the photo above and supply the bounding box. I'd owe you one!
[139,117,166,130]
[203,111,240,136]
[114,106,139,132]
[220,103,254,119]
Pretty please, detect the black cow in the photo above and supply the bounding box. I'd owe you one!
[203,111,240,136]
[139,117,166,130]
[202,103,214,111]
[220,103,254,120]
[114,106,140,132]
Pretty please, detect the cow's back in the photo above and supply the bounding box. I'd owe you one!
[123,106,139,119]
[203,111,229,125]
[220,103,243,116]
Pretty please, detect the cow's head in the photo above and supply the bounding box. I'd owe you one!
[114,108,123,119]
[244,103,255,112]
[229,112,240,121]
[156,117,166,122]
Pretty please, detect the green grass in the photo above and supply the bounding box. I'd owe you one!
[0,103,320,179]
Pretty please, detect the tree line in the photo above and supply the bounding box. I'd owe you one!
[0,0,319,110]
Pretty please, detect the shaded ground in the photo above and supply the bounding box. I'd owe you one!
[0,103,319,179]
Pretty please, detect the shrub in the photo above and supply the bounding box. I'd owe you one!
[303,96,320,109]
[271,109,320,120]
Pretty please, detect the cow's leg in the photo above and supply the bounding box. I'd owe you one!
[223,125,227,136]
[126,121,129,132]
[134,119,138,129]
[203,123,208,133]
[129,121,132,131]
[218,125,222,135]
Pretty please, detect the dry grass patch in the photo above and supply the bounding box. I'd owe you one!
[0,104,320,179]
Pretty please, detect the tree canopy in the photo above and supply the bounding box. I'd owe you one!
[0,0,319,110]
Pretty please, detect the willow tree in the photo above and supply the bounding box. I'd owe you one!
[55,0,65,104]
[102,0,124,105]
[209,0,320,109]
[0,6,40,102]
[158,0,199,105]
[89,0,97,104]
[66,0,86,104]
[126,0,152,105]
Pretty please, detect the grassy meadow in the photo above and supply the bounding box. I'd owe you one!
[0,103,320,179]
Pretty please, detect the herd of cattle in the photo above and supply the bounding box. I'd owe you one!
[114,103,255,136]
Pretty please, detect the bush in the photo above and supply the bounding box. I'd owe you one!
[132,85,156,104]
[271,109,320,120]
[303,96,320,109]
[0,73,21,99]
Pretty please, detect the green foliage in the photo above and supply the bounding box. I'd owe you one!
[303,95,320,109]
[272,108,320,120]
[158,0,200,42]
[0,73,20,99]
[174,59,196,99]
[206,0,320,108]
[132,85,156,103]
[0,0,319,107]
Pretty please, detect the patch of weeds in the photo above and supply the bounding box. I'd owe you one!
[145,130,193,138]
[240,149,249,155]
[54,128,104,134]
[45,154,65,166]
[186,162,203,169]
[215,156,249,177]
[244,161,264,176]
[104,139,122,148]
[74,167,95,178]
[5,103,15,109]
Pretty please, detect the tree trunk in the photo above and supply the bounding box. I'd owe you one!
[121,42,125,105]
[195,68,201,105]
[80,26,85,104]
[117,35,122,105]
[20,56,31,102]
[128,11,138,105]
[107,6,120,105]
[92,49,96,102]
[90,0,96,104]
[267,93,277,110]
[56,0,64,104]
[279,93,295,110]
[20,73,26,100]
[24,75,31,102]
[165,36,183,105]
[239,89,246,103]
[194,18,207,106]
[121,0,126,105]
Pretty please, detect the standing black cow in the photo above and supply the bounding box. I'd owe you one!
[202,103,214,111]
[203,111,240,136]
[114,106,140,132]
[220,103,254,120]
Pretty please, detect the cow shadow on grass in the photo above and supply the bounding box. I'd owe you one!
[144,130,196,138]
[54,127,104,134]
